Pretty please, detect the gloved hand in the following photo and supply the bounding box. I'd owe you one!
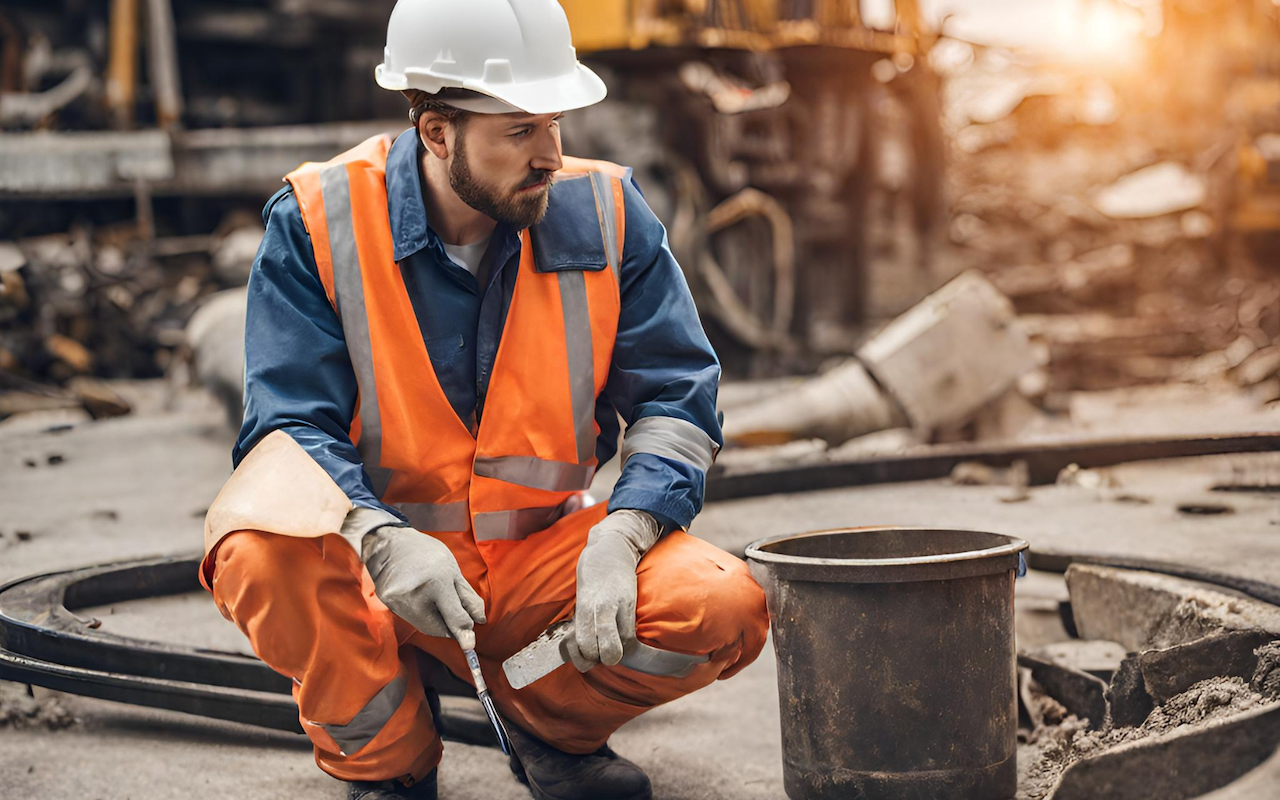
[362,525,487,650]
[569,509,663,671]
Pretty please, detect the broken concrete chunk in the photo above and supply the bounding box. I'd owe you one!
[1029,640,1127,682]
[1107,655,1154,728]
[1018,666,1040,730]
[1139,630,1276,704]
[1020,666,1069,732]
[1253,642,1280,701]
[1019,652,1109,730]
[857,271,1037,432]
[1065,564,1280,652]
[1050,702,1280,800]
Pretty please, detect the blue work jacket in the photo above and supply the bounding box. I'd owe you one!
[234,128,723,532]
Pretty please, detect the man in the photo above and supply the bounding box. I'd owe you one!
[199,1,769,799]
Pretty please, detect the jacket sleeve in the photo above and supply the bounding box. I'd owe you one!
[601,177,723,532]
[234,186,408,527]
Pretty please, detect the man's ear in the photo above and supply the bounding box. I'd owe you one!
[419,112,452,160]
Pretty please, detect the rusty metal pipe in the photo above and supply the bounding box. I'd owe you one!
[106,0,139,129]
[144,0,183,129]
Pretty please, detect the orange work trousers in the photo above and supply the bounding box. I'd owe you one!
[206,503,769,785]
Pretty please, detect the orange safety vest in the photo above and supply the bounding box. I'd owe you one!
[280,134,627,543]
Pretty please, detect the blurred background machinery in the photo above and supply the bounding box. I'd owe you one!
[556,0,946,375]
[3,0,1280,427]
[0,0,947,390]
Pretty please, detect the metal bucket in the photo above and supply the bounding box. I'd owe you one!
[745,527,1028,800]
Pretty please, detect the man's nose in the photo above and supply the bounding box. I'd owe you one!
[530,126,562,173]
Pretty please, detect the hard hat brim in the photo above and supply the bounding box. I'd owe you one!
[377,62,607,115]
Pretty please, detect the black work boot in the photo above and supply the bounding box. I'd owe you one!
[347,769,438,800]
[506,723,652,800]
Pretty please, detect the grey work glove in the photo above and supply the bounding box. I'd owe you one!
[361,524,487,651]
[569,509,664,672]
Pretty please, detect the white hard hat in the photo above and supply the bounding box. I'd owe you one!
[375,0,607,115]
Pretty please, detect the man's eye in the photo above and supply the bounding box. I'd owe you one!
[511,129,532,137]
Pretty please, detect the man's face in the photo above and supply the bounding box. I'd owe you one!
[447,111,564,229]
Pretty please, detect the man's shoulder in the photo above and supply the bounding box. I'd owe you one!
[261,184,301,227]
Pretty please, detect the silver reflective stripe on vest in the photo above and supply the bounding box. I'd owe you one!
[309,673,406,757]
[320,164,393,499]
[558,268,597,465]
[473,501,575,542]
[622,641,710,678]
[394,500,471,533]
[474,455,595,492]
[620,415,718,472]
[588,171,621,280]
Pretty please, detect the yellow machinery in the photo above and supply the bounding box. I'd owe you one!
[560,0,920,55]
[554,1,943,375]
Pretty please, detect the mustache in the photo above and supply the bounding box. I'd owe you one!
[518,170,554,190]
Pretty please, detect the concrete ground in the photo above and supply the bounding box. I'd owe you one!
[2,380,1279,798]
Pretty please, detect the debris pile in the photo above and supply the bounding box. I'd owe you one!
[937,19,1280,397]
[1015,565,1280,799]
[0,221,260,419]
[1020,676,1269,800]
[0,0,404,421]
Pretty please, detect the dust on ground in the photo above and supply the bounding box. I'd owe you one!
[0,683,76,731]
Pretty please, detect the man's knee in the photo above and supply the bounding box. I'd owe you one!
[215,528,319,584]
[698,555,770,669]
[211,530,326,624]
[212,530,359,670]
[636,537,769,665]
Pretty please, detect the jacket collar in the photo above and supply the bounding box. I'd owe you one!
[386,128,436,262]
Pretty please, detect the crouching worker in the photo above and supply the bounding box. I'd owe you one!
[198,1,769,798]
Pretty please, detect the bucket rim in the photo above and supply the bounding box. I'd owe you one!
[744,525,1029,570]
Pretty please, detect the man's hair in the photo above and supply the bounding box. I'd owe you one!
[402,89,472,128]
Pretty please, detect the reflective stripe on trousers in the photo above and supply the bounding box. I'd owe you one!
[624,640,710,678]
[306,673,408,757]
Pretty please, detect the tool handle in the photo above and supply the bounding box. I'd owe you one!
[464,647,489,694]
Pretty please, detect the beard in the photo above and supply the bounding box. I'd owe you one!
[449,133,554,229]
